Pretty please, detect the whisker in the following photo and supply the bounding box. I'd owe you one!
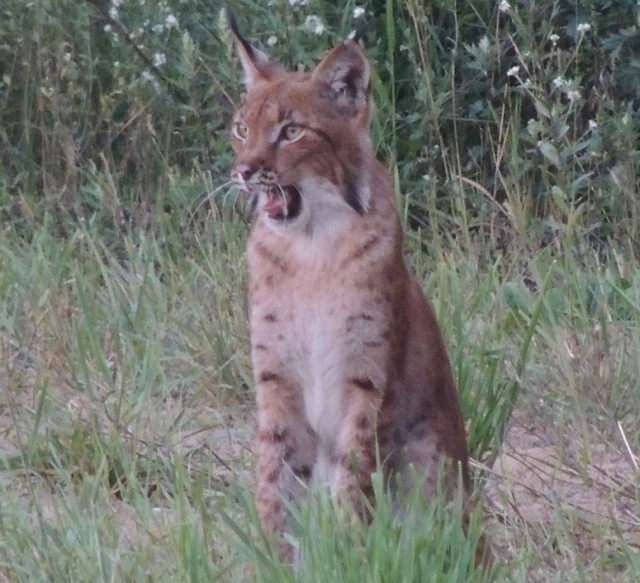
[222,184,244,208]
[188,179,234,219]
[183,180,244,234]
[276,184,288,218]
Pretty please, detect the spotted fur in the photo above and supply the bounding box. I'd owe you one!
[229,24,481,562]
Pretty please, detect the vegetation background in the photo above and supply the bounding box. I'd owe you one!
[0,0,638,580]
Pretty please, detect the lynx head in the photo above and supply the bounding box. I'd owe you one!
[229,20,374,233]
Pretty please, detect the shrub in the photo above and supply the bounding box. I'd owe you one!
[0,0,638,250]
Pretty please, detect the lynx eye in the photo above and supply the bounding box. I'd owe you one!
[233,121,248,140]
[281,123,304,142]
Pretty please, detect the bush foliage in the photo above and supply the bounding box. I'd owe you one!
[0,0,638,249]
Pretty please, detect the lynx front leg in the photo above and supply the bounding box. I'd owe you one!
[255,421,292,539]
[254,371,314,561]
[332,378,384,511]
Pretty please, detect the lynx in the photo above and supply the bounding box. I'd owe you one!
[229,21,478,560]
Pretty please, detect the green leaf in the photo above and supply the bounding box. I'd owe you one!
[538,140,562,168]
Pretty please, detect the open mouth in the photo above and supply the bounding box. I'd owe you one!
[262,185,302,221]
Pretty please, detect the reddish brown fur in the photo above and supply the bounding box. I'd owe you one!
[228,25,484,563]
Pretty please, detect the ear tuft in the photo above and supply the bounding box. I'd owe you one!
[311,40,371,118]
[228,13,284,91]
[349,29,364,43]
[227,11,241,40]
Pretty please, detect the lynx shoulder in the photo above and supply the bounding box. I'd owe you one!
[228,20,480,562]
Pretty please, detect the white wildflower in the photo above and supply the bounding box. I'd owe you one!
[353,6,365,19]
[549,33,560,44]
[104,24,112,33]
[153,52,167,68]
[142,70,155,82]
[622,113,630,126]
[576,23,591,33]
[567,89,581,102]
[289,0,308,7]
[111,0,123,6]
[507,65,520,77]
[305,15,325,36]
[267,35,278,47]
[499,0,511,13]
[152,23,165,34]
[553,76,566,89]
[478,35,490,53]
[108,6,119,20]
[166,14,178,29]
[588,120,598,130]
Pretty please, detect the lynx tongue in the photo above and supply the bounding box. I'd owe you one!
[263,186,301,220]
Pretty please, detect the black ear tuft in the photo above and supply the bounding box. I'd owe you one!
[227,12,257,61]
[227,10,240,37]
[228,11,285,91]
[351,28,365,43]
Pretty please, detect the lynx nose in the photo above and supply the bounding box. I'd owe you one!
[234,163,255,182]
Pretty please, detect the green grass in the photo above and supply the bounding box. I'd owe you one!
[1,0,639,580]
[1,192,638,581]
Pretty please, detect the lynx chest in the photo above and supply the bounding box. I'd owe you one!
[250,240,391,428]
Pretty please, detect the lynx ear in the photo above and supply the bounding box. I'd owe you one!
[311,39,371,118]
[228,14,284,91]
